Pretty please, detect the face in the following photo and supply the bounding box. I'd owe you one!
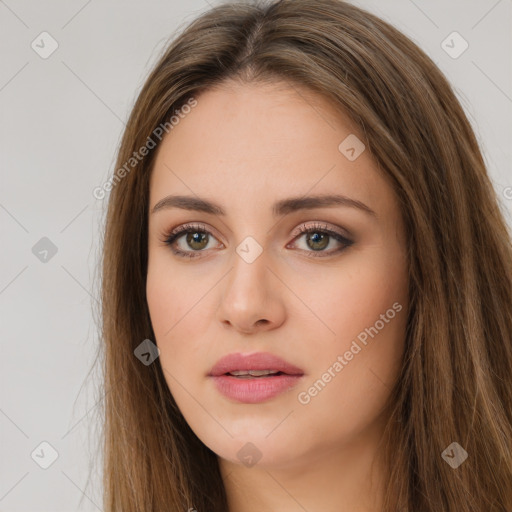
[146,80,409,470]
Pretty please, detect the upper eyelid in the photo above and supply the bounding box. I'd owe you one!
[292,221,347,237]
[166,221,351,245]
[163,222,353,261]
[168,221,347,237]
[168,222,213,237]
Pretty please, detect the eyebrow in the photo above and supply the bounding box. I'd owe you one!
[150,193,376,217]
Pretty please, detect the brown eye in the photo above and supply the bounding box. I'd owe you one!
[289,222,353,258]
[184,231,209,251]
[162,221,353,260]
[162,223,223,259]
[304,231,330,251]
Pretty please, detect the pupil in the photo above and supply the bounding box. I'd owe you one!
[187,232,207,249]
[308,232,328,250]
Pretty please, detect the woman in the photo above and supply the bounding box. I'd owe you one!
[98,0,512,510]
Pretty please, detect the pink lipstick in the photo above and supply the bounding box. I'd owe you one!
[208,352,304,404]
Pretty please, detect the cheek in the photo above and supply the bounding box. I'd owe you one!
[290,250,408,348]
[293,280,407,444]
[146,258,179,338]
[293,247,408,408]
[146,254,215,377]
[146,249,206,331]
[300,250,408,408]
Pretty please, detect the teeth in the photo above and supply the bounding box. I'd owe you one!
[229,369,281,377]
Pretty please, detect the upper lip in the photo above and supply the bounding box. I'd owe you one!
[209,352,304,377]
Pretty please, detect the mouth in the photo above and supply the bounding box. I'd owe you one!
[225,369,288,379]
[208,351,304,377]
[208,352,304,403]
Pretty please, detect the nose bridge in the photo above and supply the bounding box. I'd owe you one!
[228,234,270,296]
[217,233,284,332]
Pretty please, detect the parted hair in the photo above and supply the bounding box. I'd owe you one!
[96,1,512,510]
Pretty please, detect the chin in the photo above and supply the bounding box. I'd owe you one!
[197,425,309,470]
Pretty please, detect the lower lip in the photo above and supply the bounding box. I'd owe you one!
[210,374,304,403]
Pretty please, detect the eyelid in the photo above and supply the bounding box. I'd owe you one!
[289,221,351,240]
[285,221,353,257]
[168,221,210,237]
[165,220,350,241]
[160,220,353,258]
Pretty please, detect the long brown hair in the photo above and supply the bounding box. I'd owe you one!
[95,0,512,510]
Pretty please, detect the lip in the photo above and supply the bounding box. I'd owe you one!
[208,352,305,404]
[209,352,304,377]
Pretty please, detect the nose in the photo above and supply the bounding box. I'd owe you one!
[216,246,286,335]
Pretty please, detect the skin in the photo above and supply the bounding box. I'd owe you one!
[146,80,409,512]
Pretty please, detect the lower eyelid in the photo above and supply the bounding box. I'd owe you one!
[289,232,352,254]
[166,230,222,252]
[164,228,352,258]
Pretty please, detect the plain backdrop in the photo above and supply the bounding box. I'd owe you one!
[0,0,511,510]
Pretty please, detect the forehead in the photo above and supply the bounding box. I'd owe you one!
[149,81,390,217]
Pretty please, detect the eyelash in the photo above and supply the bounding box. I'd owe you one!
[161,222,353,259]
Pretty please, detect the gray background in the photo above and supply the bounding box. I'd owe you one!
[1,0,511,510]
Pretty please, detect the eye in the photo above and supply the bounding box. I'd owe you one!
[287,222,353,258]
[161,222,223,259]
[160,221,353,259]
